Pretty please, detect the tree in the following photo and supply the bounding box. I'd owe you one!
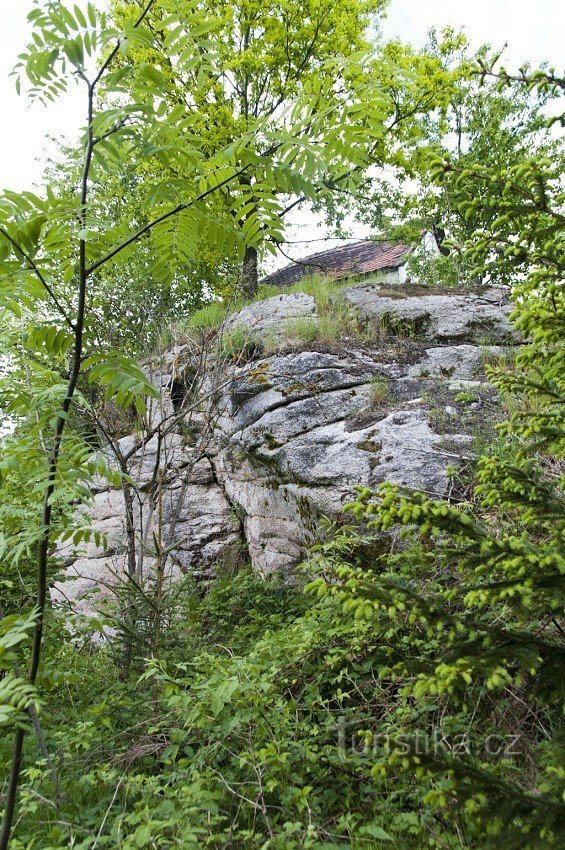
[111,0,387,294]
[358,32,562,288]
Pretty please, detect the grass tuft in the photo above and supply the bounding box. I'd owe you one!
[369,376,390,406]
[188,300,230,329]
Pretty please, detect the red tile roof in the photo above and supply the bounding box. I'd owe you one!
[261,240,412,288]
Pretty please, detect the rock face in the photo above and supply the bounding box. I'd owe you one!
[223,292,317,342]
[54,282,516,611]
[343,284,515,344]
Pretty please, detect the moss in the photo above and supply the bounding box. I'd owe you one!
[247,363,273,389]
[357,438,382,454]
[439,365,455,378]
[280,380,322,398]
[378,312,431,339]
[422,383,503,438]
[263,433,283,450]
[466,317,515,345]
[437,437,470,456]
[370,340,426,366]
[455,391,478,403]
[364,283,434,298]
[346,409,389,431]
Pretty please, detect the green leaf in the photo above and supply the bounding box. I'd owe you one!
[359,825,393,841]
[74,5,88,29]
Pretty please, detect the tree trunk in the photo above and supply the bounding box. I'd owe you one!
[241,244,258,298]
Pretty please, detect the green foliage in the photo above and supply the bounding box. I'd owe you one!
[1,7,563,850]
[404,242,462,287]
[8,517,562,848]
[360,32,563,289]
[185,273,366,355]
[287,275,338,307]
[106,0,393,293]
[216,324,255,359]
[0,611,39,729]
[304,60,565,849]
[43,152,239,355]
[14,2,108,103]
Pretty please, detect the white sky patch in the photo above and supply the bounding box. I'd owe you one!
[0,6,87,192]
[0,0,562,269]
[382,0,564,68]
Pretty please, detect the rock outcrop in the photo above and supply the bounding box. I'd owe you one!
[53,282,515,612]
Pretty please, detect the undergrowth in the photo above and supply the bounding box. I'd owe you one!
[6,494,563,850]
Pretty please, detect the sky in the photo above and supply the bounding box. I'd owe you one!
[0,0,562,261]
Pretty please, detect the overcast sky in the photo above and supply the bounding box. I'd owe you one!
[0,0,562,260]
